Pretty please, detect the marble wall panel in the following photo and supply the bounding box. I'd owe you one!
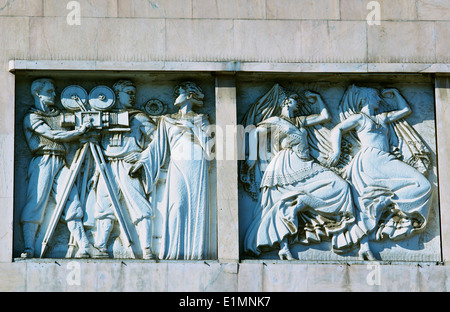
[436,22,450,63]
[0,0,42,16]
[43,0,118,18]
[233,20,367,63]
[215,75,239,262]
[340,0,418,21]
[436,76,450,262]
[165,19,234,61]
[166,262,238,292]
[96,18,166,62]
[266,0,340,20]
[0,134,14,197]
[0,262,26,291]
[417,0,450,20]
[0,196,13,262]
[118,0,192,19]
[0,16,29,62]
[192,0,265,19]
[29,17,98,60]
[368,21,436,63]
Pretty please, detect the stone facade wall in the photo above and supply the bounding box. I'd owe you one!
[1,0,450,291]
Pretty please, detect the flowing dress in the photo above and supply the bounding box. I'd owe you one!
[344,113,432,240]
[140,112,211,260]
[244,117,365,255]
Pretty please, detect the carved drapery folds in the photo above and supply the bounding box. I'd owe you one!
[17,77,435,262]
[19,79,214,260]
[240,84,433,261]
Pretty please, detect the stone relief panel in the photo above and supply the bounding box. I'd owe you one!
[14,74,217,260]
[238,75,440,262]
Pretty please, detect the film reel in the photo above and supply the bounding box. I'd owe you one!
[89,86,116,111]
[60,85,88,112]
[144,99,166,116]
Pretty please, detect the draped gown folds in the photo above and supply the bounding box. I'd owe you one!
[243,116,365,256]
[343,113,432,240]
[139,112,211,260]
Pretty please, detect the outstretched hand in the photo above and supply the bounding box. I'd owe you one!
[327,151,341,167]
[124,152,141,164]
[79,121,93,134]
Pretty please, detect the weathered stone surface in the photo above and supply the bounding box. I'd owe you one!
[233,20,367,63]
[0,0,449,293]
[0,0,42,16]
[436,76,450,263]
[436,22,450,63]
[0,17,29,62]
[29,17,98,60]
[118,0,192,18]
[165,19,234,61]
[417,0,450,20]
[96,18,166,61]
[340,0,417,21]
[266,0,340,20]
[193,0,265,19]
[44,0,118,17]
[368,21,436,63]
[1,261,449,292]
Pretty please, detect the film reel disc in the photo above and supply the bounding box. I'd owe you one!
[60,85,88,112]
[144,99,166,116]
[89,86,116,111]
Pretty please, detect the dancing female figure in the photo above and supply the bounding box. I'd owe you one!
[242,85,365,260]
[328,86,432,252]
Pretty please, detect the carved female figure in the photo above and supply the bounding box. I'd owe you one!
[328,86,432,252]
[135,82,213,260]
[241,85,365,260]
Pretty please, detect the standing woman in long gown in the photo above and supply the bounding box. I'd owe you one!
[134,82,213,260]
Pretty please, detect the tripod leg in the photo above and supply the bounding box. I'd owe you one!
[40,143,89,258]
[66,152,93,259]
[88,142,136,258]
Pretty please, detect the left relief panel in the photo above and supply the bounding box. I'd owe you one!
[14,72,217,260]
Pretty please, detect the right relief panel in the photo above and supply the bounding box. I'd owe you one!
[237,74,441,262]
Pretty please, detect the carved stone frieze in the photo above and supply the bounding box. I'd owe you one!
[16,78,215,260]
[14,74,439,263]
[238,81,438,262]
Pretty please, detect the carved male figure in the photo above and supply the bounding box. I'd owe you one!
[21,78,92,258]
[94,79,157,259]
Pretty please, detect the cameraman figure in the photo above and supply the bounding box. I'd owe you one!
[21,78,92,258]
[94,80,157,259]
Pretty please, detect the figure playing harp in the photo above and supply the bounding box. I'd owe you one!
[328,86,433,253]
[241,84,366,260]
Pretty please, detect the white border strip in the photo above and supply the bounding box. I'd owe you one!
[9,60,450,74]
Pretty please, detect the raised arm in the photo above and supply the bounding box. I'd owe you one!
[246,125,269,169]
[381,88,412,123]
[302,91,332,127]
